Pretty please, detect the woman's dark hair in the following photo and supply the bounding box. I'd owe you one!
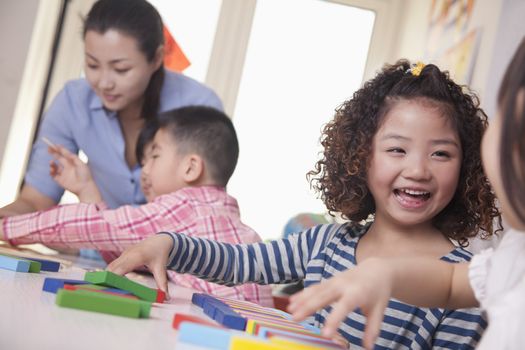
[498,38,525,225]
[309,59,502,246]
[83,0,165,122]
[136,119,160,165]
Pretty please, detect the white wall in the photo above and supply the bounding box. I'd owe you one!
[482,0,525,118]
[0,0,39,160]
[389,0,525,119]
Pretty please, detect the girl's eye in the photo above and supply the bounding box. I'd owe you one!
[432,151,451,159]
[86,64,98,70]
[387,147,405,154]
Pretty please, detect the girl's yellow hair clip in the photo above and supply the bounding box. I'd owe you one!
[409,62,426,76]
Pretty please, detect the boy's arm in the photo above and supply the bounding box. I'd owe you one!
[48,145,102,203]
[2,198,174,251]
[288,257,477,350]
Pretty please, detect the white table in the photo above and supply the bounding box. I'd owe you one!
[0,255,209,350]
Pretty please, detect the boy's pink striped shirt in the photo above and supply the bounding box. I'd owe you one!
[3,186,273,307]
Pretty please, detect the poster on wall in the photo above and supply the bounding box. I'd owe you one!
[425,0,480,84]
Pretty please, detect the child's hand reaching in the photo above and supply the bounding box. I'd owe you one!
[107,234,173,297]
[48,145,102,203]
[288,258,393,350]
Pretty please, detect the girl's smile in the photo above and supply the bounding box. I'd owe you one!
[393,187,432,210]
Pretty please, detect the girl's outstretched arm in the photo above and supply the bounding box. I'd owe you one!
[288,257,477,350]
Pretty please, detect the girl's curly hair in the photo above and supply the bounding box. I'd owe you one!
[308,59,502,246]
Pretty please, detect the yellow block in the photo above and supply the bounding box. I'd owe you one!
[229,337,288,350]
[229,336,332,350]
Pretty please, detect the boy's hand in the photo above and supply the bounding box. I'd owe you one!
[107,234,173,296]
[288,258,392,350]
[48,145,101,203]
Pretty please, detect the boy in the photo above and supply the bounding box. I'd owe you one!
[0,106,273,306]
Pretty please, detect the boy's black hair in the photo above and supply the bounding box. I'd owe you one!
[84,0,164,122]
[156,106,239,187]
[308,59,502,246]
[498,38,525,224]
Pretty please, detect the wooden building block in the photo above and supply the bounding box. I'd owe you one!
[172,313,220,330]
[63,284,139,300]
[42,277,90,293]
[22,257,60,272]
[177,322,247,349]
[229,336,290,350]
[84,271,157,302]
[0,255,30,272]
[261,328,344,349]
[56,289,151,318]
[156,289,166,303]
[0,253,41,272]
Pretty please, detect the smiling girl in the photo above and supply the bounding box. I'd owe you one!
[108,60,501,349]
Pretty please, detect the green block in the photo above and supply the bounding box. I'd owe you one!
[56,289,151,318]
[0,253,41,273]
[84,271,157,302]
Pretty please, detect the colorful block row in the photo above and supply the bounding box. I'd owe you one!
[176,322,342,350]
[0,253,60,273]
[190,293,343,349]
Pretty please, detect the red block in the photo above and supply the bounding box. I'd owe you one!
[172,313,221,330]
[156,289,166,303]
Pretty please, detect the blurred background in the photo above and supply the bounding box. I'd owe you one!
[0,0,523,241]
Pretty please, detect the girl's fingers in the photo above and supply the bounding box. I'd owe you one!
[321,297,359,338]
[107,253,140,276]
[362,306,384,350]
[150,263,169,298]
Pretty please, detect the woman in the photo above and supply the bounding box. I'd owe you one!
[0,0,222,218]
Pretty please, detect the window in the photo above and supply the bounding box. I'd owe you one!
[228,0,375,239]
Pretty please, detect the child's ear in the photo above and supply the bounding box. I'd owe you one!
[183,154,204,183]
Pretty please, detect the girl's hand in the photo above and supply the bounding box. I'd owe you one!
[287,258,393,350]
[48,145,101,202]
[107,234,174,297]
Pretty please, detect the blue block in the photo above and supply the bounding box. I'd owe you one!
[0,255,30,272]
[191,293,220,308]
[42,277,90,293]
[199,297,247,331]
[178,322,247,349]
[23,257,60,272]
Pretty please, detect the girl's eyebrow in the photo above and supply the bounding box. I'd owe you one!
[431,139,460,148]
[380,133,410,141]
[380,133,460,148]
